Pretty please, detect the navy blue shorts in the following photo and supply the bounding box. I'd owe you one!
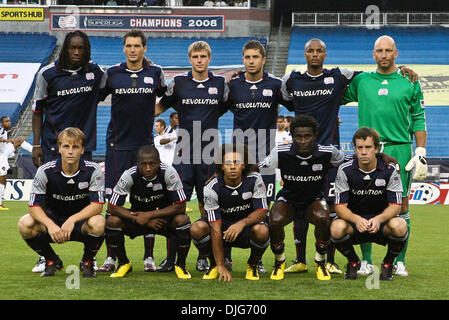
[344,215,388,246]
[274,195,325,220]
[105,148,138,197]
[42,210,86,243]
[221,219,268,249]
[173,162,214,203]
[119,215,181,239]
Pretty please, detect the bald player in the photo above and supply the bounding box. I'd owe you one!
[343,35,427,277]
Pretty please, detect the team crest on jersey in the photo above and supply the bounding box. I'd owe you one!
[208,87,218,95]
[242,192,252,200]
[375,178,386,186]
[152,183,163,191]
[144,77,154,84]
[78,182,89,189]
[312,164,323,171]
[324,77,334,85]
[262,89,273,97]
[86,72,94,80]
[378,88,389,96]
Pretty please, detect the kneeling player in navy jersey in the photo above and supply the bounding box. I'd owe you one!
[331,127,407,281]
[261,115,347,281]
[190,144,269,281]
[106,145,191,279]
[18,127,105,278]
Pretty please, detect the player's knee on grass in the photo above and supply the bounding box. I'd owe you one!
[18,214,41,238]
[386,217,408,238]
[269,202,290,230]
[190,220,209,240]
[330,218,350,239]
[84,215,106,236]
[172,213,191,229]
[250,223,269,244]
[307,200,330,226]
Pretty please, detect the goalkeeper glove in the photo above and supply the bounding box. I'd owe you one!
[405,147,427,181]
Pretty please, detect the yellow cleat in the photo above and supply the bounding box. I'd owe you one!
[0,205,9,210]
[270,260,285,280]
[110,263,132,278]
[174,265,191,279]
[185,207,193,213]
[315,260,331,280]
[285,261,308,273]
[245,264,259,280]
[326,262,343,274]
[202,266,218,280]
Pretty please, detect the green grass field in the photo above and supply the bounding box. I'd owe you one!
[1,201,448,300]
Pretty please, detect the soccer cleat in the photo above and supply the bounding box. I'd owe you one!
[285,260,308,273]
[380,263,394,281]
[203,266,218,280]
[246,264,259,280]
[174,264,191,279]
[110,263,132,278]
[326,262,343,274]
[0,205,9,210]
[82,260,96,278]
[196,258,209,272]
[40,256,63,277]
[156,258,175,272]
[357,260,374,275]
[394,262,409,276]
[185,207,193,213]
[32,256,46,273]
[344,261,360,280]
[270,260,285,280]
[79,257,98,271]
[98,256,116,272]
[315,260,331,280]
[143,257,156,272]
[224,257,233,271]
[257,260,267,274]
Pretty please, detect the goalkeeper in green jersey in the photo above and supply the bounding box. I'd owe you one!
[342,35,427,277]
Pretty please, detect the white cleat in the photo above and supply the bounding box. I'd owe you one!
[394,262,409,276]
[357,260,374,275]
[144,257,157,272]
[32,256,46,273]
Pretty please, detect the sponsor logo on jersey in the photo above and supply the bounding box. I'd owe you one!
[181,98,218,105]
[222,203,251,214]
[132,193,164,203]
[293,89,334,97]
[52,193,88,201]
[283,174,323,182]
[351,189,384,196]
[57,86,93,96]
[114,87,154,94]
[234,102,272,109]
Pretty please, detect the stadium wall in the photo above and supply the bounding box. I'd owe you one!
[0,6,270,40]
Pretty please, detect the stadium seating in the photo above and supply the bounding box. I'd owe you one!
[90,36,267,67]
[287,26,449,65]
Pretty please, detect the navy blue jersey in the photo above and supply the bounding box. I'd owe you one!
[204,171,268,223]
[28,159,105,219]
[109,163,186,212]
[261,142,345,207]
[100,60,167,151]
[160,71,228,162]
[228,72,282,162]
[281,67,360,146]
[335,155,403,217]
[33,60,103,153]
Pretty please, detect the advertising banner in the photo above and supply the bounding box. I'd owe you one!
[50,13,225,32]
[0,7,44,21]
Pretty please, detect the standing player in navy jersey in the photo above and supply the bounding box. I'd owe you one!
[32,31,103,166]
[106,145,192,279]
[331,127,407,281]
[156,41,228,272]
[226,40,287,273]
[18,127,105,278]
[98,29,167,273]
[262,115,346,281]
[31,30,103,273]
[190,144,269,281]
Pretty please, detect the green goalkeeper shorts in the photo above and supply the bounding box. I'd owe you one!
[380,142,413,198]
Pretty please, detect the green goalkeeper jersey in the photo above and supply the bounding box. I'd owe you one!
[343,69,426,144]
